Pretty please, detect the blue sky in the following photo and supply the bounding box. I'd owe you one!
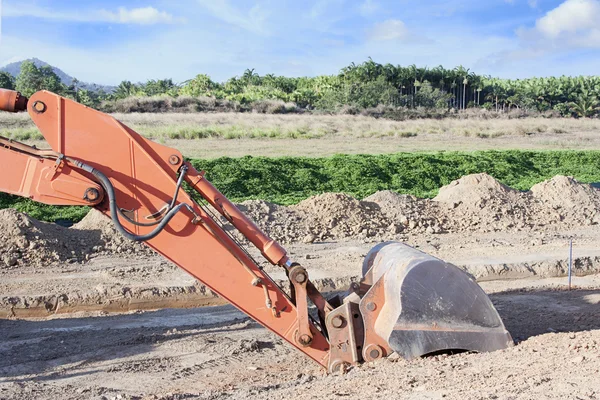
[0,0,599,85]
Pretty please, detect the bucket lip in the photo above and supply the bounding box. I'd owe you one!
[365,241,444,282]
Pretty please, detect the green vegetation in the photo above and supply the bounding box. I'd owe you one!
[0,72,15,91]
[2,150,599,222]
[8,60,105,108]
[188,150,600,203]
[0,127,44,141]
[16,61,65,98]
[0,195,89,223]
[3,60,600,117]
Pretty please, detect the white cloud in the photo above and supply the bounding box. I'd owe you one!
[196,0,270,35]
[99,7,176,25]
[0,26,231,84]
[535,0,600,38]
[2,4,179,25]
[368,19,409,41]
[2,0,598,85]
[517,0,600,49]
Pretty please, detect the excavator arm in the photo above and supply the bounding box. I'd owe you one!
[0,89,513,373]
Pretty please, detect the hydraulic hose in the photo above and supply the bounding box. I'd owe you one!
[117,164,188,228]
[67,157,195,242]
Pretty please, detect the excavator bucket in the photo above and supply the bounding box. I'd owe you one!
[358,242,513,362]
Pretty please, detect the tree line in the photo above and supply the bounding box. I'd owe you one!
[1,59,599,117]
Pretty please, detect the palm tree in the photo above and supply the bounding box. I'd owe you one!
[114,81,136,99]
[242,68,260,86]
[568,91,600,118]
[485,79,506,112]
[454,66,470,109]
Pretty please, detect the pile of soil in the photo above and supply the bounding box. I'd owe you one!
[73,209,155,257]
[0,209,155,269]
[236,200,308,244]
[232,174,600,242]
[2,174,599,269]
[364,191,443,233]
[237,193,398,244]
[291,193,394,241]
[433,173,534,232]
[530,175,600,226]
[0,209,94,269]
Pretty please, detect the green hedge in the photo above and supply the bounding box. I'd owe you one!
[2,150,600,222]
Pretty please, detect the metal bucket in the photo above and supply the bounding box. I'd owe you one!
[360,242,513,360]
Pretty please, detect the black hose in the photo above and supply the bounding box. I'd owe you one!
[117,164,188,228]
[67,157,192,242]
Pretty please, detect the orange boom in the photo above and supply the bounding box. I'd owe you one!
[0,89,513,372]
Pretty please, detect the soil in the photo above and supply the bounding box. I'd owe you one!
[239,173,600,243]
[1,173,600,399]
[0,279,599,400]
[2,174,598,266]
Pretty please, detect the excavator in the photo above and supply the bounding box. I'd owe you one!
[0,89,513,372]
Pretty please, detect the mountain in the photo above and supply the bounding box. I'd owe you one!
[1,58,115,93]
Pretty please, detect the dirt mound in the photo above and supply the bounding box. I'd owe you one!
[364,190,443,233]
[234,175,600,242]
[0,208,157,270]
[0,209,95,269]
[530,176,600,226]
[73,209,155,256]
[435,173,519,205]
[235,195,396,243]
[3,174,600,268]
[236,200,308,244]
[0,209,45,268]
[434,173,533,231]
[291,193,395,241]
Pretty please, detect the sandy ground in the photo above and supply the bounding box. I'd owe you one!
[2,228,600,318]
[0,275,599,400]
[1,166,600,398]
[1,223,600,399]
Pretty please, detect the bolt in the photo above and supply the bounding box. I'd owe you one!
[364,344,384,361]
[366,302,377,312]
[32,101,46,113]
[369,348,381,359]
[330,360,350,374]
[295,271,307,283]
[298,334,312,346]
[83,188,100,202]
[169,155,181,165]
[331,315,345,329]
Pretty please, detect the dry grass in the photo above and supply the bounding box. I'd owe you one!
[3,112,600,158]
[104,113,600,140]
[3,112,600,140]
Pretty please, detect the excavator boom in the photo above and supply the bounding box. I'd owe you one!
[0,89,513,372]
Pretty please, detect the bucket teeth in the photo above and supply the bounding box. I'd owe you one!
[360,242,513,360]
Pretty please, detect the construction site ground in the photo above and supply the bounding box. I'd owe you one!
[1,173,600,399]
